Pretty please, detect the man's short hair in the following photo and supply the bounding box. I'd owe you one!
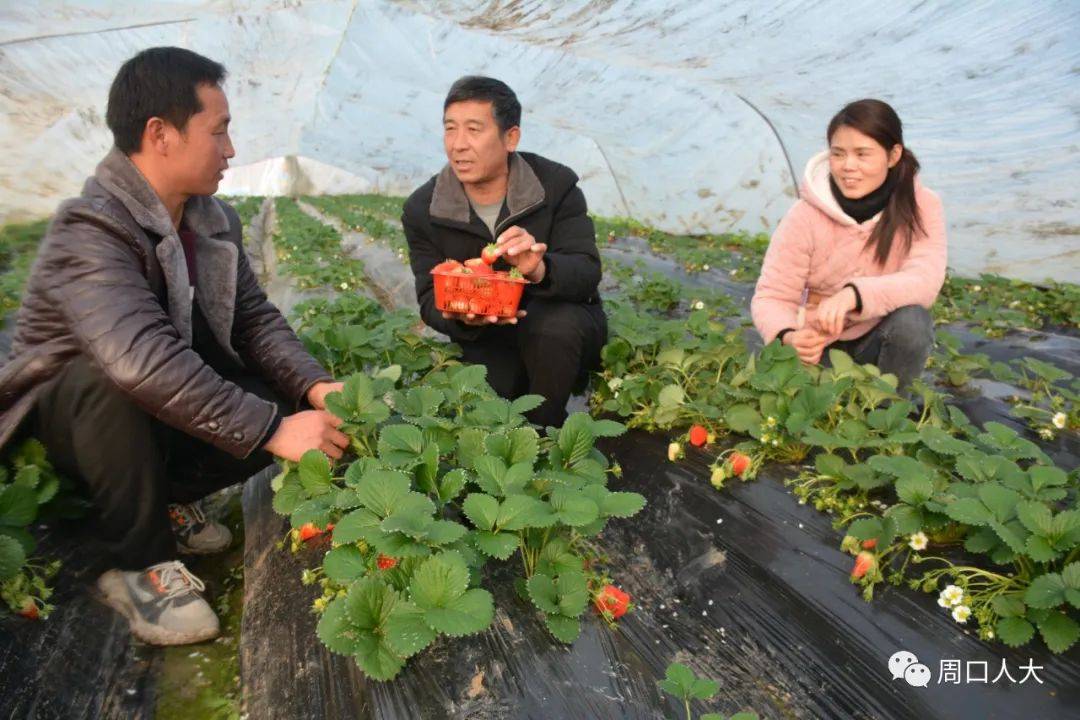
[443,76,521,133]
[106,47,227,154]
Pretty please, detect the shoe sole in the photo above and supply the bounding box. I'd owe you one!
[95,571,220,646]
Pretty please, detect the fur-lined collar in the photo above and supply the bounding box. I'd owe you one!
[429,152,545,225]
[92,148,239,362]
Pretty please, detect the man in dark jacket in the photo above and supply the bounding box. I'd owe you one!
[402,76,607,428]
[0,48,350,645]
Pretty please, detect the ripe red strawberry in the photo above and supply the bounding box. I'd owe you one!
[481,244,499,265]
[297,523,323,542]
[377,554,398,570]
[851,551,876,579]
[729,452,751,476]
[688,425,708,447]
[447,298,470,314]
[464,258,494,276]
[594,584,630,619]
[18,599,39,621]
[861,538,877,550]
[433,259,462,273]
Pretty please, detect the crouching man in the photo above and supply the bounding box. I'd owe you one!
[402,76,607,427]
[0,48,350,645]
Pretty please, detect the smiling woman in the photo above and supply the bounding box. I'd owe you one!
[750,98,947,392]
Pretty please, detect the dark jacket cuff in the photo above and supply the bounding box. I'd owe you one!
[844,283,863,313]
[257,409,284,450]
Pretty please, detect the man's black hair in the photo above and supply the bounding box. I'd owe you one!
[106,47,227,154]
[443,76,521,132]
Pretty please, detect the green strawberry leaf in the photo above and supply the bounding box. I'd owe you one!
[271,474,306,516]
[298,450,334,496]
[549,489,599,527]
[1025,573,1067,609]
[472,531,519,560]
[322,545,368,583]
[996,617,1035,648]
[425,520,468,546]
[333,508,382,544]
[543,613,581,643]
[944,497,991,526]
[384,600,438,656]
[462,493,499,532]
[378,424,427,467]
[1016,501,1054,537]
[0,534,26,580]
[354,470,412,518]
[1037,610,1080,654]
[418,586,494,637]
[495,494,552,531]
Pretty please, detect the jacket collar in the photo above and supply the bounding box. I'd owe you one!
[429,152,545,226]
[91,148,239,362]
[94,147,230,240]
[800,150,924,228]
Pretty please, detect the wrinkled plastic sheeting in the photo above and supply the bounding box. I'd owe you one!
[1,1,1078,281]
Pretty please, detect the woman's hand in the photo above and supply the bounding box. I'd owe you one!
[813,286,858,336]
[783,326,831,365]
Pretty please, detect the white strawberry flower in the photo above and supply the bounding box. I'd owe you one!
[766,416,777,427]
[952,604,971,623]
[1052,412,1067,429]
[693,300,705,311]
[939,584,964,608]
[339,282,349,290]
[971,284,981,292]
[702,264,710,271]
[607,377,623,391]
[1039,428,1054,440]
[909,531,928,551]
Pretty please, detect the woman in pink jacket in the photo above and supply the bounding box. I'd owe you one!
[751,98,946,391]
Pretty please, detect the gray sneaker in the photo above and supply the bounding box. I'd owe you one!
[169,501,232,555]
[96,560,220,645]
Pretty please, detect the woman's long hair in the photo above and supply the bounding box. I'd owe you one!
[827,99,925,265]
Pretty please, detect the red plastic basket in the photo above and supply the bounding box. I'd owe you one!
[431,262,528,318]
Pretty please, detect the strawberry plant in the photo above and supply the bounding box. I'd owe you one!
[302,194,411,264]
[271,363,646,679]
[0,219,47,322]
[0,439,85,619]
[658,661,758,720]
[272,197,367,291]
[292,293,460,381]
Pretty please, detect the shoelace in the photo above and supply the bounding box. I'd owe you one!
[169,502,207,527]
[146,560,206,601]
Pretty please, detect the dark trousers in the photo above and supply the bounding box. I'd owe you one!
[32,354,287,570]
[825,305,935,391]
[459,298,607,428]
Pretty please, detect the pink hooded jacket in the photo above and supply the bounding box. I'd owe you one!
[751,151,948,345]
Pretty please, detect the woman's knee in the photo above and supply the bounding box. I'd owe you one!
[883,305,933,350]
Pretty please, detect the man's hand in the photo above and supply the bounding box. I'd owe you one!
[812,286,858,336]
[442,310,527,326]
[493,226,547,280]
[307,381,344,411]
[783,326,831,366]
[263,410,350,462]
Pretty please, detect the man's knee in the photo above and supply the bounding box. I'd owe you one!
[883,305,933,351]
[519,300,596,350]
